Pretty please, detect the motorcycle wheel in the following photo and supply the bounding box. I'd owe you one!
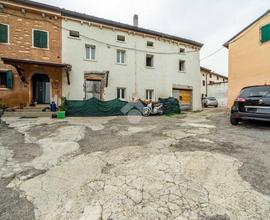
[143,108,151,116]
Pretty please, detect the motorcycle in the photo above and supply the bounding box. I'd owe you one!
[142,102,163,116]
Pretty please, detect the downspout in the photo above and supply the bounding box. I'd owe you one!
[134,41,137,99]
[206,73,208,97]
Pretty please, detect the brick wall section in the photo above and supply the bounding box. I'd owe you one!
[0,2,62,107]
[0,6,61,62]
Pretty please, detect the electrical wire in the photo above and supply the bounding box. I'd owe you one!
[2,9,228,62]
[0,10,200,55]
[200,47,225,61]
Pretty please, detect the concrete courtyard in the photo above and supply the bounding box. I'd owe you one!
[0,108,270,220]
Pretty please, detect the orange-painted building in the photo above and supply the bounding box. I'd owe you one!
[0,0,70,107]
[224,10,270,107]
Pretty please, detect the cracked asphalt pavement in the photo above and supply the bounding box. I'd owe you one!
[0,108,270,220]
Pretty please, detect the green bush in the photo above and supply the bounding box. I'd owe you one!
[60,96,68,112]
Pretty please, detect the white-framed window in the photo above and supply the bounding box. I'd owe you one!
[69,30,80,38]
[117,88,126,99]
[147,41,154,47]
[0,23,9,44]
[179,60,185,72]
[117,35,125,42]
[146,54,154,67]
[85,44,96,60]
[32,29,49,49]
[117,50,126,64]
[146,89,154,100]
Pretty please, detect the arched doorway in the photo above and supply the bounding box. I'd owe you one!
[32,74,50,104]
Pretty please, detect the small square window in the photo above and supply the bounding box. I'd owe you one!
[117,50,126,64]
[117,88,126,99]
[179,48,185,53]
[33,30,48,48]
[146,89,154,100]
[69,30,80,38]
[147,41,154,47]
[210,74,212,78]
[179,60,185,72]
[146,54,154,67]
[217,76,219,80]
[85,44,96,60]
[0,23,9,44]
[117,35,125,42]
[261,23,270,43]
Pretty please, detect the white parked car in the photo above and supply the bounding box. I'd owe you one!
[202,97,218,108]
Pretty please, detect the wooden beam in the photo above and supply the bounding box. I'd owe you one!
[66,69,70,85]
[14,64,27,84]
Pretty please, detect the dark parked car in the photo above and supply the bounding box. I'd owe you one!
[230,85,270,125]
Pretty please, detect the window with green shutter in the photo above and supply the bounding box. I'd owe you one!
[33,30,48,48]
[0,23,8,43]
[261,23,270,43]
[6,71,13,89]
[0,71,13,89]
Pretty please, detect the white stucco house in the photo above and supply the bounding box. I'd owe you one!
[61,10,203,111]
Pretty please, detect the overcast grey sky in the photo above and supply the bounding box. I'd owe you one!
[36,0,270,76]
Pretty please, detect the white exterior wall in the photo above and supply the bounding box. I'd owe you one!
[62,18,202,111]
[201,70,228,98]
[208,82,228,107]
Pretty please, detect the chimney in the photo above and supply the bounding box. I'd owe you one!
[133,14,138,27]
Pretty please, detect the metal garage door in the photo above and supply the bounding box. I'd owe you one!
[173,89,192,111]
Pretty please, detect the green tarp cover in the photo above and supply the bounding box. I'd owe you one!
[158,97,180,115]
[64,97,128,117]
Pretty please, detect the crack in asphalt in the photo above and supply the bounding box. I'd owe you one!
[1,110,270,219]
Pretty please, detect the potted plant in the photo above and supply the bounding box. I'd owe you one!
[57,97,67,119]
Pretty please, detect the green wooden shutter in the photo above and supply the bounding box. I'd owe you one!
[261,24,270,43]
[0,24,8,43]
[34,30,40,47]
[40,31,48,48]
[34,30,48,48]
[6,71,13,89]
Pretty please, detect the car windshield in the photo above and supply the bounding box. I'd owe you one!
[240,86,270,98]
[207,97,216,101]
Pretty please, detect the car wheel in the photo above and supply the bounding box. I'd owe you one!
[230,117,239,126]
[215,105,218,108]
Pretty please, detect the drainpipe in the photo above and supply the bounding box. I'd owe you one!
[134,41,137,99]
[206,73,208,97]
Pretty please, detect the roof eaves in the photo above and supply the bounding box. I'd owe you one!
[9,0,203,48]
[61,9,204,48]
[223,9,270,48]
[11,0,61,13]
[200,67,228,79]
[200,66,212,73]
